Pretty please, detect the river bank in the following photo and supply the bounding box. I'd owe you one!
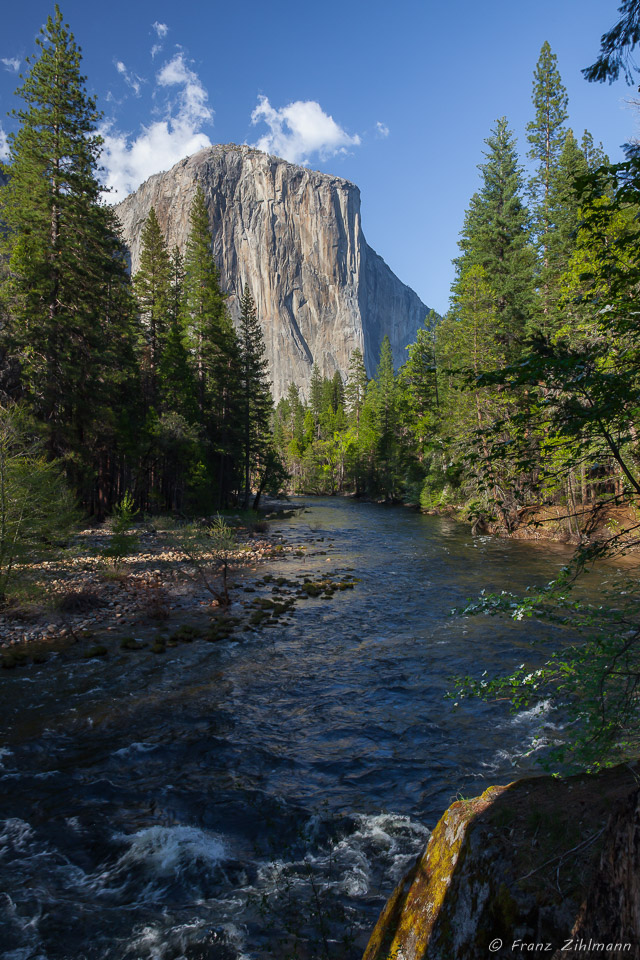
[423,498,640,555]
[0,504,312,663]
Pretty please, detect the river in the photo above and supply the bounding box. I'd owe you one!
[0,497,578,959]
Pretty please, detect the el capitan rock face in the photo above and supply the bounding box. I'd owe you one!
[115,144,430,400]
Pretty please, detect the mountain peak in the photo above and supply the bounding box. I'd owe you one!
[116,144,428,399]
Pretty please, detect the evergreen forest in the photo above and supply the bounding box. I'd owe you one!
[0,7,277,527]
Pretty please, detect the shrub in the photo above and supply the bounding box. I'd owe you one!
[0,407,77,603]
[102,492,138,568]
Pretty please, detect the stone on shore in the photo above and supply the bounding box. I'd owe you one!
[362,763,640,959]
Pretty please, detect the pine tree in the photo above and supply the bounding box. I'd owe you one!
[274,383,305,491]
[309,362,324,439]
[238,285,273,508]
[345,348,368,430]
[183,186,228,413]
[343,348,369,495]
[526,41,569,315]
[581,130,608,171]
[133,208,171,412]
[150,246,199,511]
[400,312,440,455]
[375,335,399,498]
[183,186,241,506]
[159,247,197,422]
[285,383,305,448]
[447,120,538,520]
[0,6,136,510]
[543,129,589,325]
[453,117,536,354]
[331,371,345,413]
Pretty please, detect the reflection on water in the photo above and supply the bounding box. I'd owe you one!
[0,498,578,959]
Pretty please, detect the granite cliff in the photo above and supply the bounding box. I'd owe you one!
[115,144,430,400]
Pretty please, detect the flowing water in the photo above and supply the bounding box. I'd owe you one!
[0,498,579,959]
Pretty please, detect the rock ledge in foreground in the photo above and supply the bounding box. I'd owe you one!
[363,763,640,960]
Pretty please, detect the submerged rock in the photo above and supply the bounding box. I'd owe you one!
[363,763,640,959]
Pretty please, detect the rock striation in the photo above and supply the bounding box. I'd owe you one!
[115,144,430,400]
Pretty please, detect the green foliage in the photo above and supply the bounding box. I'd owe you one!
[441,39,640,771]
[183,186,243,507]
[134,207,172,411]
[274,331,441,502]
[184,186,230,408]
[454,566,640,770]
[454,117,537,352]
[208,514,237,553]
[582,0,640,84]
[172,515,243,606]
[0,406,77,601]
[0,6,136,502]
[102,491,138,567]
[252,446,289,509]
[527,41,568,248]
[238,285,273,508]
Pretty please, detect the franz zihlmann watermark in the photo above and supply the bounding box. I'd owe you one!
[488,937,633,953]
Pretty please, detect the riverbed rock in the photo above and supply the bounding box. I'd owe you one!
[115,143,430,400]
[362,763,640,960]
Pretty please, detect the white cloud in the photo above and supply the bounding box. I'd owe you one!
[1,57,20,73]
[157,53,211,124]
[376,121,390,138]
[151,23,168,58]
[0,125,9,160]
[115,60,143,97]
[251,96,360,165]
[100,52,213,203]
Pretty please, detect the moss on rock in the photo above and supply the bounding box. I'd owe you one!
[363,764,640,960]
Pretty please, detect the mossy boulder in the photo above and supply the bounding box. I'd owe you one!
[169,624,202,643]
[363,763,640,959]
[120,636,146,651]
[83,644,108,659]
[205,618,236,642]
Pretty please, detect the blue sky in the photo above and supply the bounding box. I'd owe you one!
[0,1,635,315]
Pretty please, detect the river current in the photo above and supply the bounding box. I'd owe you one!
[1,498,577,959]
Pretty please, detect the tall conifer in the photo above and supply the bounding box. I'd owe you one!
[453,118,536,353]
[543,129,589,325]
[345,349,368,431]
[183,187,228,414]
[238,285,272,508]
[526,41,569,315]
[0,6,135,509]
[375,336,399,497]
[183,186,240,505]
[133,208,171,413]
[159,247,197,422]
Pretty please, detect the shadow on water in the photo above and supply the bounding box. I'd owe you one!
[0,497,584,959]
